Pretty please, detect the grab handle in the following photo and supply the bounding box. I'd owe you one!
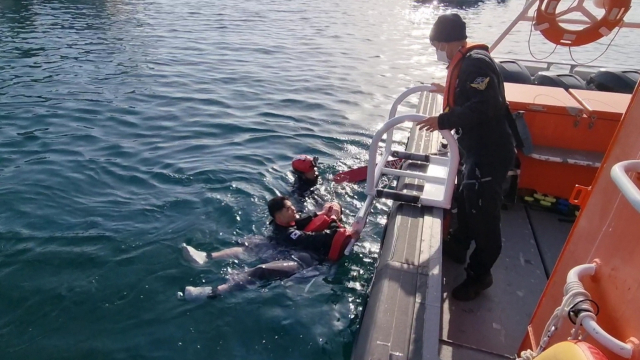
[385,85,436,157]
[567,263,638,358]
[610,160,640,214]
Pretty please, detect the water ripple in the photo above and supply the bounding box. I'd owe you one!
[2,0,640,359]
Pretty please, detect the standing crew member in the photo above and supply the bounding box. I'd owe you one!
[417,13,516,301]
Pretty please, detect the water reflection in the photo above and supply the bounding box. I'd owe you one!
[413,0,509,9]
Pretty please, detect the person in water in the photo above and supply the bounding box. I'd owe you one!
[180,154,325,267]
[416,13,517,301]
[290,155,320,199]
[181,196,358,300]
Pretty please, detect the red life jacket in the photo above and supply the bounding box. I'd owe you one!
[303,214,351,262]
[303,214,338,232]
[443,43,490,112]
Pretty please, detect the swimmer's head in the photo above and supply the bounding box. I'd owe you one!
[292,155,319,183]
[268,195,297,225]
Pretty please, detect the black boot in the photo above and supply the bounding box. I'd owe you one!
[451,269,493,301]
[442,235,469,265]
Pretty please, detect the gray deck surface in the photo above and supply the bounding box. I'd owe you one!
[351,92,573,360]
[524,207,574,277]
[440,203,548,357]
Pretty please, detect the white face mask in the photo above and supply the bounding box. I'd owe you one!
[436,43,449,63]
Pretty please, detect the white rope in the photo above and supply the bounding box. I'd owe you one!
[516,280,595,359]
[519,349,537,360]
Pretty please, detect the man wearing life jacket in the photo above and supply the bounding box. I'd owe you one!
[417,13,516,302]
[180,197,357,300]
[267,196,356,258]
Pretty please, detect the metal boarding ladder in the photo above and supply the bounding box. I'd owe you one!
[344,85,459,254]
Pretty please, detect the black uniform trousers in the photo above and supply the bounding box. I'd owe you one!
[451,151,514,278]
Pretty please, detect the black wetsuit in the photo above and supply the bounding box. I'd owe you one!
[229,212,340,287]
[269,212,340,260]
[291,174,331,209]
[437,48,516,279]
[291,175,318,199]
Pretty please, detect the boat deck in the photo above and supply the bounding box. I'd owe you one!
[350,93,574,360]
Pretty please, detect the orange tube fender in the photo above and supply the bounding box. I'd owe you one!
[534,0,632,47]
[534,340,608,360]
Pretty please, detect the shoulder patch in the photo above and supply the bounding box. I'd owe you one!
[290,230,302,240]
[470,77,490,90]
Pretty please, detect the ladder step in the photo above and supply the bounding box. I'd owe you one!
[390,150,429,163]
[375,189,421,204]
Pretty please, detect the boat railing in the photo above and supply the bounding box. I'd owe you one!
[490,0,640,70]
[560,262,636,358]
[492,56,632,74]
[382,85,437,159]
[525,160,640,359]
[610,160,640,213]
[347,85,459,245]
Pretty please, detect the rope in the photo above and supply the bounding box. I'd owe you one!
[526,0,580,61]
[527,8,558,61]
[515,278,597,359]
[519,349,537,360]
[527,0,619,65]
[568,26,622,65]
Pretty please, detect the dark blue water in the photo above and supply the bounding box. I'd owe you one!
[1,0,638,358]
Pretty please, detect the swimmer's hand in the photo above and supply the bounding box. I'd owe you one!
[318,206,333,217]
[429,82,444,93]
[322,202,341,218]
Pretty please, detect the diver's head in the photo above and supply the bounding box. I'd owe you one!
[292,155,319,184]
[429,13,468,63]
[268,195,297,225]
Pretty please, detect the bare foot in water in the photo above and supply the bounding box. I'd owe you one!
[180,285,228,301]
[182,286,215,301]
[181,243,209,265]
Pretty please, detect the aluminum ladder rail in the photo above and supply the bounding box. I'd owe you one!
[344,85,459,255]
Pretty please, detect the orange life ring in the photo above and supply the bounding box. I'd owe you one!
[534,0,632,47]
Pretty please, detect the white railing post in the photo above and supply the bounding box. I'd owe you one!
[489,0,539,53]
[610,160,640,214]
[364,114,456,196]
[565,263,636,358]
[488,0,640,54]
[384,85,435,156]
